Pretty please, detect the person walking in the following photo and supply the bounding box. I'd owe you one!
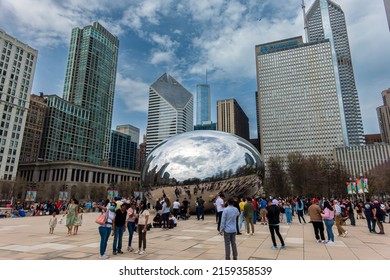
[334,200,348,237]
[266,199,286,249]
[295,197,306,224]
[134,201,149,255]
[63,198,78,235]
[113,203,127,255]
[321,201,335,244]
[243,197,254,235]
[220,198,240,260]
[308,199,326,243]
[48,212,58,234]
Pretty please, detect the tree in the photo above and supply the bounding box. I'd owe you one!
[287,152,305,195]
[265,156,289,197]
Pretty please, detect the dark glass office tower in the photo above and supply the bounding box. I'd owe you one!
[63,22,119,165]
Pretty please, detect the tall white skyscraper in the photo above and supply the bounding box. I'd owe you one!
[0,29,38,180]
[256,36,347,166]
[146,73,193,154]
[306,0,364,146]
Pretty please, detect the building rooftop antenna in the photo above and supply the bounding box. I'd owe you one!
[302,0,309,43]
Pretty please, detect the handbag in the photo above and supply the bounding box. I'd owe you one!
[95,212,107,225]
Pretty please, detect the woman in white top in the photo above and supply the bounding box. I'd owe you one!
[96,200,116,259]
[134,201,149,255]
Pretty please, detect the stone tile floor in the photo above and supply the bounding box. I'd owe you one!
[0,212,389,260]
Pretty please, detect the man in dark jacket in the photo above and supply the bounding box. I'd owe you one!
[266,199,286,249]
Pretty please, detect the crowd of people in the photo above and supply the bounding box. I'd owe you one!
[214,194,389,260]
[2,192,389,260]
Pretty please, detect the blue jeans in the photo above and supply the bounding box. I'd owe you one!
[324,219,334,241]
[239,211,247,231]
[365,217,376,232]
[197,207,204,220]
[113,226,124,252]
[285,210,292,224]
[127,222,136,248]
[98,226,112,256]
[253,210,257,224]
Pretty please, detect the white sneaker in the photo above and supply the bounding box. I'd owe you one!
[99,254,109,259]
[134,250,140,254]
[327,241,335,245]
[343,231,348,237]
[138,250,145,255]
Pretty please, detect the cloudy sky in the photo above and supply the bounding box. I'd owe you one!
[1,0,389,142]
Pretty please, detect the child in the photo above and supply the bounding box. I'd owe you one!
[49,212,58,234]
[73,207,83,235]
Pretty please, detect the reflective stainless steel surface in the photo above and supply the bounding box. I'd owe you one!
[141,131,264,212]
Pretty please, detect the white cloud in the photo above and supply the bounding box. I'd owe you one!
[150,51,174,65]
[115,73,149,113]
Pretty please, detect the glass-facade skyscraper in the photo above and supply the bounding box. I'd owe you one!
[196,84,211,125]
[307,0,364,146]
[146,73,193,154]
[109,130,137,170]
[63,22,119,165]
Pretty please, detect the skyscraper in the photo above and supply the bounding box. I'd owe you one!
[19,93,47,163]
[109,130,137,170]
[116,124,140,146]
[256,36,347,165]
[39,95,90,162]
[146,73,193,154]
[385,0,390,31]
[217,98,249,141]
[377,88,390,144]
[306,0,364,146]
[196,83,211,125]
[0,29,38,180]
[63,22,119,165]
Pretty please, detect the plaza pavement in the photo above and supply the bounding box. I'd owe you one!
[0,212,389,260]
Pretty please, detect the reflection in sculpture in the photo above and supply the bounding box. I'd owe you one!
[141,131,264,212]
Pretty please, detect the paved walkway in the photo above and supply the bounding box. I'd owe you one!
[0,212,389,260]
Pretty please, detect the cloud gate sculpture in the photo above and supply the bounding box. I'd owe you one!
[141,131,264,213]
